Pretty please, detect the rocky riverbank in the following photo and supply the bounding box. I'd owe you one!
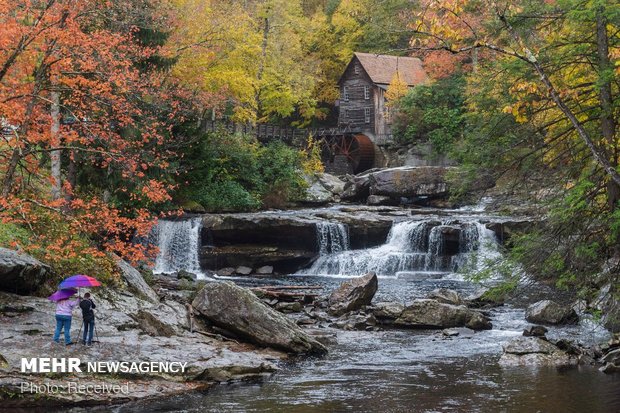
[0,249,324,408]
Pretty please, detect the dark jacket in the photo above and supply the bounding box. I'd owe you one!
[80,298,96,322]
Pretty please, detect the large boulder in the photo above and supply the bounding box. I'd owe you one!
[427,288,462,305]
[303,175,334,204]
[499,337,577,367]
[317,173,345,195]
[302,173,346,204]
[368,167,449,199]
[525,300,578,325]
[341,173,372,201]
[394,299,491,330]
[372,302,405,320]
[115,258,159,303]
[0,248,50,295]
[192,281,326,354]
[328,272,378,316]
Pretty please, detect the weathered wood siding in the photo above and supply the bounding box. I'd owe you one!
[338,57,375,133]
[373,86,391,137]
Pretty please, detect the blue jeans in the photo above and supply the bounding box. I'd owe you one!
[83,319,95,344]
[53,314,72,344]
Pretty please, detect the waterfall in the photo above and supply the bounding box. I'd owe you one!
[316,222,349,255]
[149,217,203,276]
[301,219,499,277]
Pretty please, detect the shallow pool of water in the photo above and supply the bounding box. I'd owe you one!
[98,274,619,413]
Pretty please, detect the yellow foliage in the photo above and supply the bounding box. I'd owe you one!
[300,136,324,174]
[385,72,409,106]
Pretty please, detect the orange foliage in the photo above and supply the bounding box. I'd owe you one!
[0,0,203,265]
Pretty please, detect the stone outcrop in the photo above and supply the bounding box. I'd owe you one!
[303,173,346,205]
[115,257,159,303]
[394,299,492,330]
[368,167,449,200]
[192,281,326,354]
[0,248,50,295]
[327,272,378,316]
[525,300,579,325]
[342,167,450,205]
[599,334,620,374]
[0,287,286,408]
[499,337,577,367]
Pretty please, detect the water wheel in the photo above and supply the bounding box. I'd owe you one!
[328,134,375,173]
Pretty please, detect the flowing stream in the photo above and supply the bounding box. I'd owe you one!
[148,217,203,276]
[303,220,500,277]
[132,209,620,413]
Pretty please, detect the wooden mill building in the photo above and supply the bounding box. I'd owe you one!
[337,52,428,143]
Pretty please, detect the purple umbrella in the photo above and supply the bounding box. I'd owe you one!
[48,288,78,302]
[59,274,102,289]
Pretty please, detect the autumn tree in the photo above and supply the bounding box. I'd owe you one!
[410,0,620,306]
[0,0,184,275]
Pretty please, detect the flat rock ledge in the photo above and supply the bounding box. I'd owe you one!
[499,337,577,367]
[0,288,286,408]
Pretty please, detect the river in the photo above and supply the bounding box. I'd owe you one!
[97,206,620,413]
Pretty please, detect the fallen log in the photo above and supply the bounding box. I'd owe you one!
[254,285,323,291]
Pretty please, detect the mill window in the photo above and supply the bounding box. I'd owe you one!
[365,108,371,123]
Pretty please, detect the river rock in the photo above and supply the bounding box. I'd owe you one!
[463,288,504,308]
[256,265,274,275]
[304,174,334,204]
[328,272,378,316]
[465,312,493,330]
[275,301,303,313]
[192,281,326,354]
[367,195,398,206]
[217,267,235,276]
[525,300,578,325]
[176,270,197,282]
[523,325,548,338]
[115,257,159,303]
[394,299,491,330]
[427,288,462,305]
[341,173,372,201]
[235,266,253,275]
[336,313,377,331]
[0,248,50,295]
[317,173,345,195]
[372,302,405,320]
[368,166,449,199]
[499,337,577,367]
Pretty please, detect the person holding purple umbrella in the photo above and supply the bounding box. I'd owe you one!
[52,288,80,345]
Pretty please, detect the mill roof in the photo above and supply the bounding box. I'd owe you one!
[339,52,428,86]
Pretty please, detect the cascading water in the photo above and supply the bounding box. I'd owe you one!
[316,222,349,254]
[149,217,203,276]
[302,219,500,277]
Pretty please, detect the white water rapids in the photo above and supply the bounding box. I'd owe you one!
[302,220,500,277]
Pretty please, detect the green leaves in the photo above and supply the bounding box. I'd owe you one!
[175,129,307,212]
[392,74,466,154]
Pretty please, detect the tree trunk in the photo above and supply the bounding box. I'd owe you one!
[255,16,269,120]
[50,90,62,200]
[596,7,618,209]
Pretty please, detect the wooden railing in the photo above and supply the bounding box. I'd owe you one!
[199,119,393,145]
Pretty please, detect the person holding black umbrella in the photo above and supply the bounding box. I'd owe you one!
[79,293,96,345]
